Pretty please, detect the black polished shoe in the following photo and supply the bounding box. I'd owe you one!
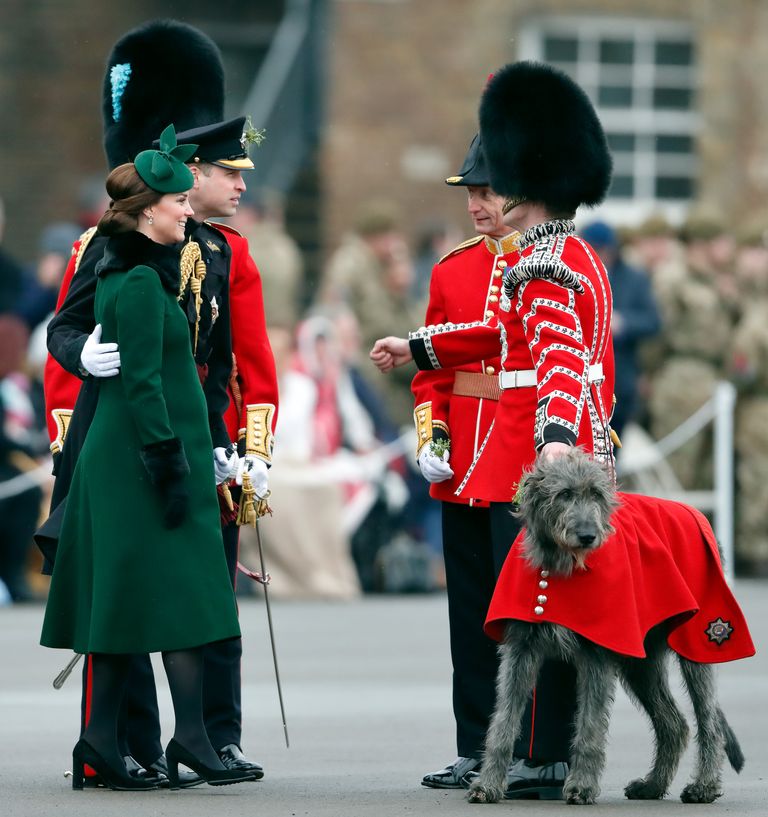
[82,755,166,788]
[165,739,259,789]
[145,753,203,788]
[217,744,264,779]
[463,758,567,800]
[421,757,481,789]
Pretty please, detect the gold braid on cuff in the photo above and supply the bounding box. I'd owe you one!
[50,409,74,456]
[242,403,276,463]
[414,402,433,458]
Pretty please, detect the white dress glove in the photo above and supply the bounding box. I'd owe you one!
[417,448,454,484]
[235,454,269,497]
[213,447,239,485]
[80,324,121,377]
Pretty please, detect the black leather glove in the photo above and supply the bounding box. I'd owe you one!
[140,437,190,529]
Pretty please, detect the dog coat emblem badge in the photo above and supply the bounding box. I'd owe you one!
[205,240,220,253]
[705,617,733,645]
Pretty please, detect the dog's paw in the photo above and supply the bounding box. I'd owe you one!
[680,781,721,803]
[624,777,666,800]
[467,782,503,804]
[564,780,599,805]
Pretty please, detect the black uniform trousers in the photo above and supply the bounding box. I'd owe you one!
[442,501,576,761]
[79,517,244,763]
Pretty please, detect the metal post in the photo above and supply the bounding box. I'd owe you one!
[712,381,736,582]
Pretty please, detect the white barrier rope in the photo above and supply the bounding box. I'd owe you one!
[616,381,736,581]
[0,431,415,501]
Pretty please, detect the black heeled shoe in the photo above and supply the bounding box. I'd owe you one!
[72,739,160,791]
[165,738,258,789]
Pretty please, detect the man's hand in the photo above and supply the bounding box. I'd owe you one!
[369,336,412,372]
[80,323,121,377]
[540,441,572,461]
[417,448,454,483]
[236,454,269,497]
[213,447,239,485]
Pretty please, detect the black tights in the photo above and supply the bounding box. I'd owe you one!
[84,648,224,771]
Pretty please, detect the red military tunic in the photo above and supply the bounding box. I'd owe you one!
[43,229,97,453]
[411,232,519,505]
[211,223,279,462]
[485,493,755,664]
[409,219,614,502]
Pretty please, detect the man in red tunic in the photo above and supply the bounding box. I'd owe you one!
[414,134,530,789]
[371,61,614,799]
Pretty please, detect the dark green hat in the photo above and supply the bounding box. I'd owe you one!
[135,125,197,193]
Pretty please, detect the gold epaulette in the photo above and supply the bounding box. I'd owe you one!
[438,235,484,264]
[205,220,242,237]
[73,226,98,272]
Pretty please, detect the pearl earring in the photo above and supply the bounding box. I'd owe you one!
[148,214,154,225]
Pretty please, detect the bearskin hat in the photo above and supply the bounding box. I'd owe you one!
[102,20,225,169]
[479,61,612,213]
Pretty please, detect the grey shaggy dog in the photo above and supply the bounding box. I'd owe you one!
[468,448,744,806]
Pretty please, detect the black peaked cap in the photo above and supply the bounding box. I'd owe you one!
[445,133,490,187]
[170,117,254,170]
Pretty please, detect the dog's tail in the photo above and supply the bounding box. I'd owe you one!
[718,708,745,773]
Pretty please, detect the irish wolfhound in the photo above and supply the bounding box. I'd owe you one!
[468,449,744,806]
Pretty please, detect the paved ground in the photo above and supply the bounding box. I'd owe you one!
[1,582,766,817]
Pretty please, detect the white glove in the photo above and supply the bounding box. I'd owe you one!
[417,448,454,484]
[235,454,269,497]
[213,447,239,485]
[80,324,121,377]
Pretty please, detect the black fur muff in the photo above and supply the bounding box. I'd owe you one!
[140,437,190,529]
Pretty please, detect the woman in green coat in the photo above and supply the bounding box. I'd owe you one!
[41,127,254,791]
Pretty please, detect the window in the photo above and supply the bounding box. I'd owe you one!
[519,17,698,223]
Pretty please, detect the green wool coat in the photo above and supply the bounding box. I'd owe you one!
[40,232,240,654]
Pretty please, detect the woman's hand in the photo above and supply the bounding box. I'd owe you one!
[369,336,412,372]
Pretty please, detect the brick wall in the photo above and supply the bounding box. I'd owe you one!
[322,0,768,260]
[0,0,280,263]
[3,1,768,266]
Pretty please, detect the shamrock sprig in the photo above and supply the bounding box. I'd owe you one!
[242,116,266,147]
[429,437,451,459]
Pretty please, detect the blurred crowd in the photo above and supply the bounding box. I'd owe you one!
[4,190,768,606]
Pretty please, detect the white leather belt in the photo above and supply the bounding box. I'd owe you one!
[498,363,604,390]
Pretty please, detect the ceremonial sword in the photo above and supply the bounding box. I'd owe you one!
[235,480,289,749]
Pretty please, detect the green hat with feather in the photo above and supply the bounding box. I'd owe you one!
[134,125,197,193]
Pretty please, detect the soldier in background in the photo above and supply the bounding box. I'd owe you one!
[318,199,404,310]
[647,213,736,489]
[728,220,768,575]
[229,188,304,331]
[580,220,661,441]
[624,212,685,284]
